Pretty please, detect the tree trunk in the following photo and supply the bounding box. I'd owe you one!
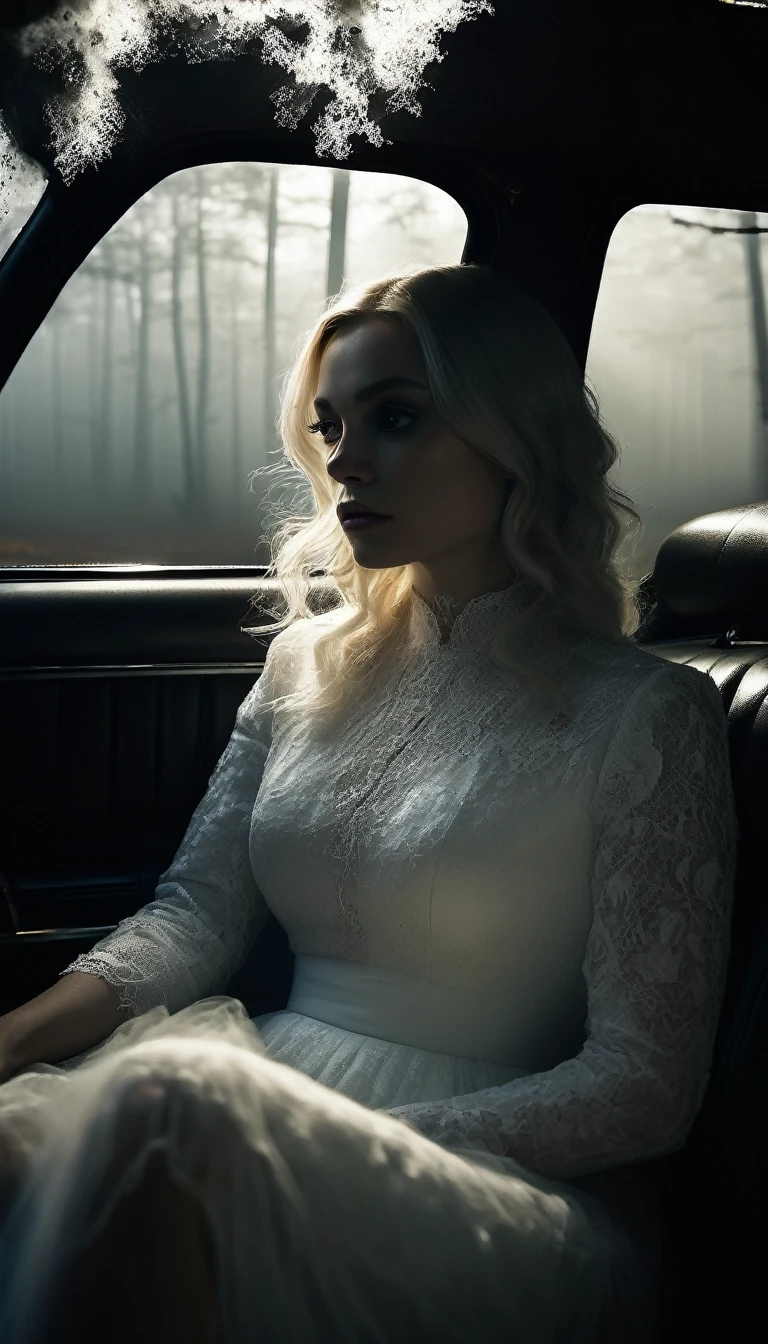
[743,212,768,499]
[51,312,64,493]
[124,277,138,373]
[97,240,114,496]
[230,263,242,499]
[88,270,100,487]
[263,165,278,455]
[326,168,350,299]
[195,170,211,500]
[133,216,152,498]
[171,190,196,510]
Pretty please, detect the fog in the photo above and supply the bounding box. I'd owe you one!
[0,162,469,564]
[0,171,766,580]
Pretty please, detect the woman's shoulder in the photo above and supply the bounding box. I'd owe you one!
[569,630,706,689]
[562,631,722,731]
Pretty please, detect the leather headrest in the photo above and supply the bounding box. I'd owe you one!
[648,502,768,641]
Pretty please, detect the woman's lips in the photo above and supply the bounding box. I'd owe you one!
[341,514,392,530]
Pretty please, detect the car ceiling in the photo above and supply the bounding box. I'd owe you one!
[0,0,765,384]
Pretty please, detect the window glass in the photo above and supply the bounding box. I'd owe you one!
[586,203,768,581]
[0,162,466,566]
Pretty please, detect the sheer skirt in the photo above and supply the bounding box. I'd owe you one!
[0,997,659,1344]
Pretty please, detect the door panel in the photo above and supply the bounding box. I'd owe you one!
[0,667,259,874]
[0,573,324,1017]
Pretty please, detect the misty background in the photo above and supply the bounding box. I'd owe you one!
[0,162,766,581]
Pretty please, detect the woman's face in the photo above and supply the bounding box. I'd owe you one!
[315,314,515,604]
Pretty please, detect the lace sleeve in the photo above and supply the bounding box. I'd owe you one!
[383,662,740,1179]
[57,629,294,1020]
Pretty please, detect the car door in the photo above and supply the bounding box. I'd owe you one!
[0,155,469,1018]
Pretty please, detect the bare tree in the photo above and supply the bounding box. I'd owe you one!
[49,308,65,491]
[263,165,279,456]
[195,167,211,497]
[376,180,440,262]
[230,261,243,498]
[123,276,138,373]
[327,168,349,298]
[669,209,768,499]
[78,227,147,501]
[132,207,153,498]
[87,271,100,485]
[170,186,196,510]
[743,213,768,479]
[199,161,272,502]
[95,233,115,494]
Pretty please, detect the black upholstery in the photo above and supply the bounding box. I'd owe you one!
[0,576,311,1018]
[0,575,276,668]
[0,576,342,1017]
[630,501,768,1339]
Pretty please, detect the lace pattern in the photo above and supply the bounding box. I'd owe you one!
[313,581,660,973]
[59,583,739,1181]
[383,664,739,1177]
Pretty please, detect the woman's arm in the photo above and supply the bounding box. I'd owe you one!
[48,627,298,1024]
[0,972,131,1080]
[383,663,740,1180]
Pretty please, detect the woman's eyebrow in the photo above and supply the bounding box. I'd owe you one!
[314,376,428,410]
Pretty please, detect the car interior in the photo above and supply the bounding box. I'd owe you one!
[0,0,766,1338]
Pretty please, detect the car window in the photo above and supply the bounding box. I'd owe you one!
[585,203,768,581]
[0,161,466,567]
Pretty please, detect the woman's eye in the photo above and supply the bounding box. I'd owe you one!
[307,406,416,444]
[307,419,341,444]
[376,406,417,433]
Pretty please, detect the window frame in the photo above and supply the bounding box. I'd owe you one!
[0,142,494,580]
[0,141,503,394]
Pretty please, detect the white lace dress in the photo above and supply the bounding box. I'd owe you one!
[0,579,739,1344]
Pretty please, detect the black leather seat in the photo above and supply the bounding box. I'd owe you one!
[630,500,768,1339]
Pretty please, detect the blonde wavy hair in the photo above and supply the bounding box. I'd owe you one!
[246,263,643,730]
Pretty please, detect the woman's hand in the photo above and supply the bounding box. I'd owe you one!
[0,1029,21,1086]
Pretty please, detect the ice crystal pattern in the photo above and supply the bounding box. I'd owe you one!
[0,1,493,221]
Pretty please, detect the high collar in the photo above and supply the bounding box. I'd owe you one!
[409,575,543,652]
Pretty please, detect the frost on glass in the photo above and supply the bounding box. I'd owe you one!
[0,115,47,251]
[0,0,493,222]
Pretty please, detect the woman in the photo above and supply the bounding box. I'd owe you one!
[0,264,739,1343]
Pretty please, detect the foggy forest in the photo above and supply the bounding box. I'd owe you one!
[0,161,766,581]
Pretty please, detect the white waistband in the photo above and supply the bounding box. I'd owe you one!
[286,954,528,1069]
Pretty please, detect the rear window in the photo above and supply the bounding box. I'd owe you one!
[585,203,768,581]
[0,161,466,566]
